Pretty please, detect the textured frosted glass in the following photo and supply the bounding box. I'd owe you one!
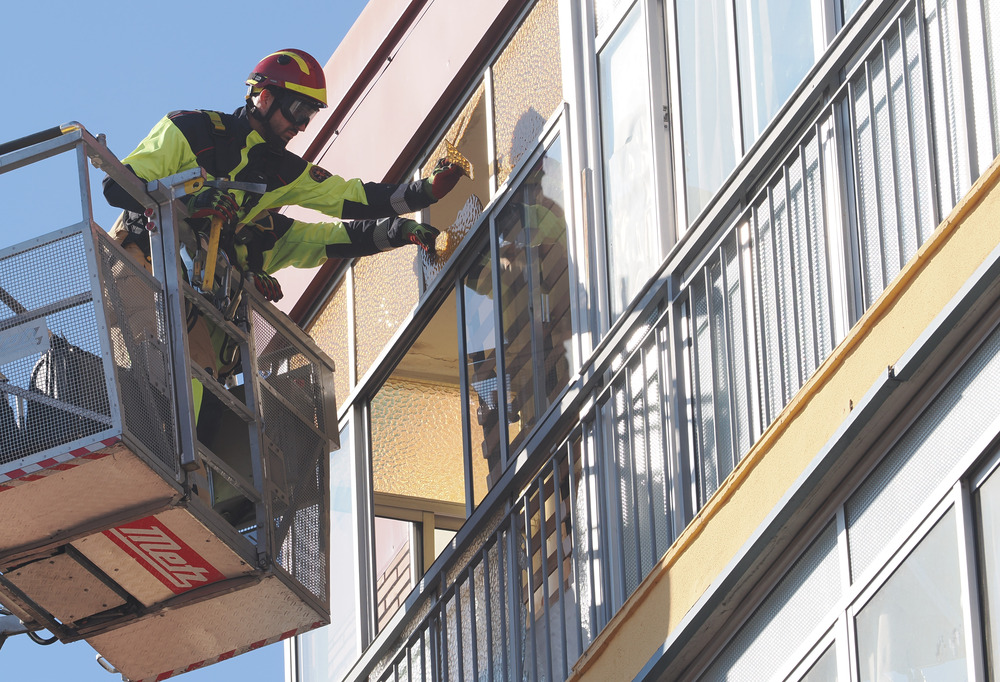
[856,511,966,681]
[371,378,465,503]
[421,84,489,286]
[354,248,419,380]
[307,275,351,408]
[492,0,563,187]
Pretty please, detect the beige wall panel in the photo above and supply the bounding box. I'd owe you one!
[314,0,518,182]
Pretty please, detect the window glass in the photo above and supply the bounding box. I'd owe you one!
[976,463,1000,678]
[463,244,502,503]
[420,83,489,287]
[594,0,631,36]
[353,248,419,380]
[307,275,351,408]
[370,290,466,505]
[599,3,660,318]
[855,509,967,681]
[677,0,740,220]
[844,0,866,22]
[496,138,573,454]
[297,420,358,682]
[799,643,838,681]
[735,0,822,143]
[374,516,412,627]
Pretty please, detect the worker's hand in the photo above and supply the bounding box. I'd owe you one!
[425,159,464,201]
[186,188,240,224]
[250,271,283,302]
[400,219,440,254]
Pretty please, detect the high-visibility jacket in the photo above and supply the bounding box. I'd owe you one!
[105,106,436,223]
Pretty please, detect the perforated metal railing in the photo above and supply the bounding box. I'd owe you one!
[371,447,588,682]
[96,231,177,471]
[682,0,1000,507]
[249,302,335,604]
[0,228,115,464]
[346,0,1000,678]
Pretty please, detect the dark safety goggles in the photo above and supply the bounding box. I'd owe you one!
[277,93,321,127]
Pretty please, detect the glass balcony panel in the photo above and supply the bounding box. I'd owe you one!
[463,245,502,502]
[677,0,740,219]
[599,3,660,318]
[799,644,838,681]
[496,138,573,455]
[306,275,350,412]
[735,0,823,144]
[976,462,1000,678]
[855,510,967,681]
[492,0,564,188]
[370,291,466,505]
[354,248,419,381]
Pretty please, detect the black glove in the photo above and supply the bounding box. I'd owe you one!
[250,271,283,302]
[186,188,240,224]
[424,159,463,201]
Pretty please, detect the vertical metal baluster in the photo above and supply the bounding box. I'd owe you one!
[469,565,479,682]
[552,455,571,678]
[536,472,554,682]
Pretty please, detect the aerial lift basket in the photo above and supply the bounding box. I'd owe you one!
[0,124,337,681]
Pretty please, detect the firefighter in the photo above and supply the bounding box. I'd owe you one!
[102,48,465,418]
[102,48,464,298]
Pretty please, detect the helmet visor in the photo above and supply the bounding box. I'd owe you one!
[278,93,321,127]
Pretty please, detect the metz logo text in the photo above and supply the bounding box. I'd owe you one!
[105,519,225,594]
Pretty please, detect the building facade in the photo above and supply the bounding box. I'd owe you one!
[282,0,1000,679]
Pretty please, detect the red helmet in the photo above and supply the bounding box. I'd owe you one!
[246,49,327,107]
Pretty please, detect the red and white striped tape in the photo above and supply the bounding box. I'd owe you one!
[134,622,325,682]
[0,437,121,491]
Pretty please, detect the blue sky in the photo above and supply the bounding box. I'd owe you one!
[1,1,368,680]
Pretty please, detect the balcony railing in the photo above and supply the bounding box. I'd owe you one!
[342,0,1000,678]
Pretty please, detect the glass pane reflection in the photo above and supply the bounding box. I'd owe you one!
[677,0,740,220]
[463,243,502,502]
[976,464,1000,678]
[735,0,821,143]
[855,509,967,681]
[799,643,838,681]
[599,4,659,318]
[496,138,573,454]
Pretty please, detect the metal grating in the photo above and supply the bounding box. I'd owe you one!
[702,522,841,681]
[261,388,328,602]
[0,230,113,464]
[97,236,176,471]
[251,308,326,434]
